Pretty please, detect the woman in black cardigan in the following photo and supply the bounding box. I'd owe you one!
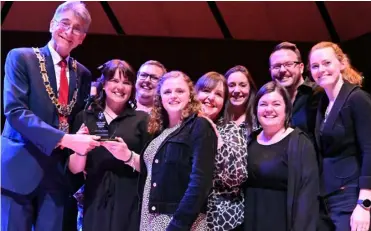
[244,81,319,231]
[309,42,371,231]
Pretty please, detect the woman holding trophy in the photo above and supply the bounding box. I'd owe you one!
[68,59,150,231]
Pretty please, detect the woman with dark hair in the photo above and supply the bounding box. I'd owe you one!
[223,65,257,131]
[244,81,319,231]
[309,42,371,231]
[195,70,249,230]
[198,66,257,230]
[195,71,228,123]
[68,59,150,231]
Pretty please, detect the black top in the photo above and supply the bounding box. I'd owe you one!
[245,133,290,231]
[292,78,323,143]
[246,128,319,231]
[315,81,371,195]
[71,106,150,231]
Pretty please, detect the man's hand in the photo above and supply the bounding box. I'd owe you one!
[60,134,101,155]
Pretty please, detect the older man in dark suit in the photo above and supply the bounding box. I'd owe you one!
[1,2,101,231]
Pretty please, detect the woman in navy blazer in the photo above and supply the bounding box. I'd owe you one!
[309,42,371,231]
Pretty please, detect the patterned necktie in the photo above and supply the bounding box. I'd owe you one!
[58,59,69,133]
[59,59,69,105]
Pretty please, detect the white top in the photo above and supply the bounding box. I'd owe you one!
[48,42,70,90]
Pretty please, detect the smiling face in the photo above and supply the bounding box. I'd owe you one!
[227,71,250,108]
[197,81,225,121]
[269,49,304,88]
[309,47,345,89]
[135,64,165,103]
[49,10,86,57]
[104,69,133,108]
[160,76,190,120]
[257,90,286,130]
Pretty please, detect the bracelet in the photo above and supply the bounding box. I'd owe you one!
[123,150,133,163]
[76,152,88,157]
[129,157,136,172]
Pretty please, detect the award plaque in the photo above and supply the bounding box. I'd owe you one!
[93,112,116,141]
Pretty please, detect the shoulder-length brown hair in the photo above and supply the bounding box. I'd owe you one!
[195,71,228,122]
[94,59,136,110]
[148,71,201,134]
[224,65,257,134]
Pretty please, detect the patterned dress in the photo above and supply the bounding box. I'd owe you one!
[206,121,249,230]
[73,185,85,231]
[140,124,207,231]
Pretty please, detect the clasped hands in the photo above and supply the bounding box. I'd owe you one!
[72,123,132,161]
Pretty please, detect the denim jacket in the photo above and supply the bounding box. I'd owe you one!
[139,114,217,231]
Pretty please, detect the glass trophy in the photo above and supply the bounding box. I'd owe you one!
[93,111,115,141]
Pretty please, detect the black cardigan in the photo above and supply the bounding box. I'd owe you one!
[246,128,319,231]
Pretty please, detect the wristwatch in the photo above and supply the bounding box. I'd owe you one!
[357,199,371,209]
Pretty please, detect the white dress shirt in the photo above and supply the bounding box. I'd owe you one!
[48,42,70,91]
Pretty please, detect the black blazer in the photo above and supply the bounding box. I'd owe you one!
[139,114,217,231]
[315,81,371,196]
[1,45,91,195]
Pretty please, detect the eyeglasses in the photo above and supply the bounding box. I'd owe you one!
[270,61,301,71]
[55,20,85,36]
[138,72,160,83]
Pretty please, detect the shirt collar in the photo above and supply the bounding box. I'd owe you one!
[48,41,70,66]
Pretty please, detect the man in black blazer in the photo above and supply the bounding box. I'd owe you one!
[269,41,323,143]
[1,2,100,230]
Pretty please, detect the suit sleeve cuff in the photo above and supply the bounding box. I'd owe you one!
[359,176,371,189]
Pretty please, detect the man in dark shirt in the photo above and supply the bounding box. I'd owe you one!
[269,42,323,142]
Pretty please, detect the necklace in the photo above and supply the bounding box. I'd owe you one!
[33,47,79,133]
[103,110,115,119]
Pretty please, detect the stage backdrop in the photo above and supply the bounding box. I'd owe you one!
[2,31,371,131]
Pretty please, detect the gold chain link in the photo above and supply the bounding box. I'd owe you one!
[33,47,79,117]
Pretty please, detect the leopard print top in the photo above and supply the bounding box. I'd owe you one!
[206,120,249,230]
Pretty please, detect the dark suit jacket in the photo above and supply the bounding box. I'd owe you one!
[1,45,91,195]
[315,81,371,196]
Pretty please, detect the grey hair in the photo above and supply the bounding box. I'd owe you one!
[53,1,92,32]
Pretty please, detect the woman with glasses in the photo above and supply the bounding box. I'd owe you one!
[68,59,150,231]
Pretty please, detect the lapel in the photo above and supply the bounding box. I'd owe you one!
[68,57,77,102]
[314,95,326,151]
[315,82,358,148]
[40,45,58,97]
